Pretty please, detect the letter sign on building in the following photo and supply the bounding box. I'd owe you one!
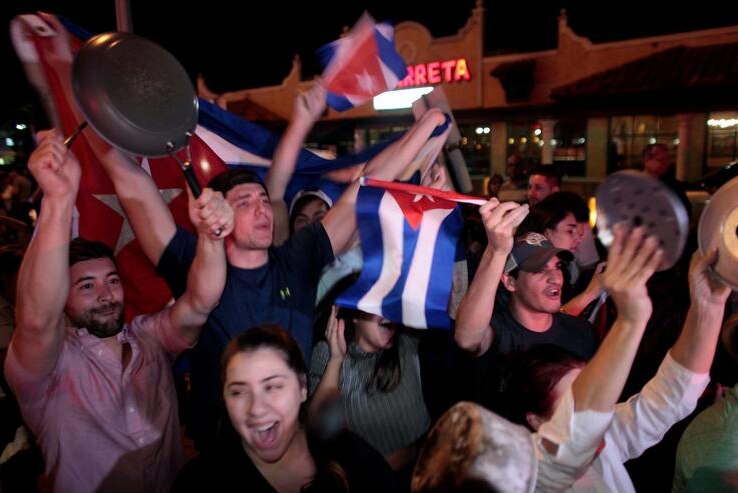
[396,58,471,88]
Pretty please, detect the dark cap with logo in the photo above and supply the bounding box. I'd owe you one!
[504,232,574,273]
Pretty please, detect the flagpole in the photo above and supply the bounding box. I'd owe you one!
[115,0,134,32]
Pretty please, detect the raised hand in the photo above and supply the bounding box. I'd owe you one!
[325,306,347,362]
[38,13,74,65]
[419,107,447,129]
[295,82,327,123]
[28,130,81,201]
[420,162,449,191]
[479,199,529,256]
[602,225,663,325]
[689,249,731,308]
[187,187,234,241]
[584,261,607,296]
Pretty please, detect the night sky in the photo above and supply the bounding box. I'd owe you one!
[3,0,738,126]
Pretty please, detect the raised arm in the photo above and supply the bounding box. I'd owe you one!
[165,188,232,345]
[534,227,663,491]
[267,83,326,244]
[321,108,448,255]
[454,199,529,355]
[570,225,663,412]
[11,130,81,376]
[560,262,606,317]
[670,249,731,372]
[600,249,729,463]
[308,307,347,418]
[41,14,177,265]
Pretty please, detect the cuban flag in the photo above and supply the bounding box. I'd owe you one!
[318,13,407,111]
[197,100,453,205]
[336,178,485,329]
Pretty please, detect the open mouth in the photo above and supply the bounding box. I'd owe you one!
[545,286,561,298]
[252,422,279,449]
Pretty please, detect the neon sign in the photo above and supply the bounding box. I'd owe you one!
[396,58,471,88]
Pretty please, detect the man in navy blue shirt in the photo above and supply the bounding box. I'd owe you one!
[83,83,447,449]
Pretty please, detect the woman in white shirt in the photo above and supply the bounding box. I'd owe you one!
[500,249,730,492]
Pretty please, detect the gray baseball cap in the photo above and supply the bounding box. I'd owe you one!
[504,232,574,274]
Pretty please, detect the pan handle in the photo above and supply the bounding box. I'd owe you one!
[167,137,201,198]
[64,121,88,148]
[181,164,202,198]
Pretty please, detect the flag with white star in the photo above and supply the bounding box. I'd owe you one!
[318,13,408,111]
[335,178,484,329]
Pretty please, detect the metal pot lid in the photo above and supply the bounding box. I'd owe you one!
[596,170,689,271]
[698,175,738,290]
[72,32,198,157]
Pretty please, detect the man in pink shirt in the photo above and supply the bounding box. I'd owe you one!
[4,130,233,493]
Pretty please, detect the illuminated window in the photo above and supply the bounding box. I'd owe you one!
[707,111,738,169]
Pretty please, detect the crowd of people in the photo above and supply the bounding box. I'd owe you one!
[1,15,737,493]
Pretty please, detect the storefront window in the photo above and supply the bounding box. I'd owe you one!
[506,122,540,174]
[706,111,738,169]
[458,124,492,177]
[366,125,410,146]
[552,118,586,177]
[610,115,678,171]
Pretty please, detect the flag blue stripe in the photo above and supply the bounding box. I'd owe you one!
[325,93,356,112]
[380,216,419,324]
[316,40,339,70]
[335,186,387,312]
[59,16,93,41]
[374,26,408,81]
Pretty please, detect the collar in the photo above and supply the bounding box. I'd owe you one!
[71,324,130,348]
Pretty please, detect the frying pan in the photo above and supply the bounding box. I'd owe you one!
[71,32,201,196]
[595,170,689,271]
[698,176,738,290]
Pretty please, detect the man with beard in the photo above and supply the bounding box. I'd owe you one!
[4,130,231,493]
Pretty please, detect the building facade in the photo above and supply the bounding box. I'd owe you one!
[198,1,738,193]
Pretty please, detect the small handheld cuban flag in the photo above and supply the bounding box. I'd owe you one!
[336,178,486,329]
[317,12,408,111]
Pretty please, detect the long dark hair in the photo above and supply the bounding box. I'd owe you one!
[221,325,349,492]
[500,344,585,431]
[341,309,403,394]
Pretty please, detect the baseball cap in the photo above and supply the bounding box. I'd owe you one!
[289,189,333,216]
[504,232,574,274]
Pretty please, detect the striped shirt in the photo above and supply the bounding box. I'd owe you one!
[309,333,431,454]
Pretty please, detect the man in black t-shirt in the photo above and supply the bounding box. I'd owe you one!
[456,203,599,407]
[455,199,599,362]
[490,233,598,359]
[454,199,597,359]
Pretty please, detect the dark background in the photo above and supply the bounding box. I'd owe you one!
[3,0,738,127]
